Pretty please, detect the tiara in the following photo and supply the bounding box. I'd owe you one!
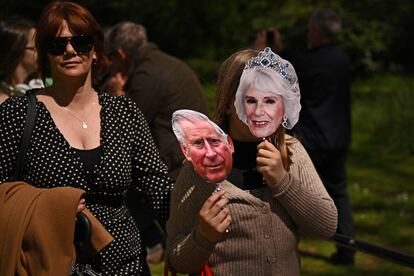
[245,47,297,85]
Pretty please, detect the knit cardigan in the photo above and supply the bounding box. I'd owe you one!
[166,138,338,276]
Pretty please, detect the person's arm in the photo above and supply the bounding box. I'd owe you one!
[165,164,230,273]
[258,139,337,239]
[0,97,26,183]
[253,27,284,53]
[129,100,174,229]
[102,72,127,96]
[166,228,214,273]
[273,141,337,238]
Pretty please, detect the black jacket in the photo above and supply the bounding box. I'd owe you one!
[125,43,209,174]
[292,43,351,152]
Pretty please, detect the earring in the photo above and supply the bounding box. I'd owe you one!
[282,114,288,128]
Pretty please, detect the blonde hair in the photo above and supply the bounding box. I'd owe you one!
[214,48,293,170]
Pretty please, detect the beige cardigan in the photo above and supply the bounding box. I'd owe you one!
[166,138,338,276]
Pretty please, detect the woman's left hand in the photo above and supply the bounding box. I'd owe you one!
[104,72,127,96]
[256,139,286,187]
[77,198,86,212]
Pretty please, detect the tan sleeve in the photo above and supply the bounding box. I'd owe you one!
[165,162,216,273]
[82,208,113,254]
[269,139,338,239]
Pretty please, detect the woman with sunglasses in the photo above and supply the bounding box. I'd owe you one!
[0,1,173,275]
[0,16,43,104]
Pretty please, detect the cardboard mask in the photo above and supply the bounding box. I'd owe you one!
[172,109,234,184]
[234,47,301,138]
[235,85,284,138]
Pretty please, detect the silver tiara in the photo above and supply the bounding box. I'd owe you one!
[245,47,297,85]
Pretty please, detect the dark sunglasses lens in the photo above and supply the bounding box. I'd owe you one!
[71,36,93,53]
[48,37,68,55]
[47,36,93,55]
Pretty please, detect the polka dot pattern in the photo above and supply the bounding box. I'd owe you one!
[0,93,174,275]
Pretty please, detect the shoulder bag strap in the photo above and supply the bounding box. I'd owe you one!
[11,93,37,181]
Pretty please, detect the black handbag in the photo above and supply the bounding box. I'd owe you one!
[71,212,100,276]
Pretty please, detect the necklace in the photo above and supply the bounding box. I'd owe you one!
[63,102,96,129]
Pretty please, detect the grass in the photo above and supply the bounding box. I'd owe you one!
[301,74,414,275]
[150,74,414,275]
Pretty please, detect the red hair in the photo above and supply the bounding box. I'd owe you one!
[35,1,107,86]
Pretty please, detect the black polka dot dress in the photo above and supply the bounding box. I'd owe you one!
[0,92,174,275]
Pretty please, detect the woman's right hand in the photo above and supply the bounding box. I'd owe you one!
[196,190,231,242]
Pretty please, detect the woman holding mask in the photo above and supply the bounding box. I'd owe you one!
[0,1,173,275]
[166,48,337,275]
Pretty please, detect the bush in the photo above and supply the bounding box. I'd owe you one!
[352,74,414,157]
[186,58,220,84]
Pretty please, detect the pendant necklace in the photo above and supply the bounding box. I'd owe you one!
[63,102,96,129]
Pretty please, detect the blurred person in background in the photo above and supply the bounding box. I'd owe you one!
[0,16,43,104]
[103,21,209,179]
[103,22,209,265]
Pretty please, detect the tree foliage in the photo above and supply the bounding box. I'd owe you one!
[1,0,413,79]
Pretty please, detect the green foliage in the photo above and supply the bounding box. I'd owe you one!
[3,0,414,77]
[186,58,219,84]
[201,83,217,116]
[352,74,414,156]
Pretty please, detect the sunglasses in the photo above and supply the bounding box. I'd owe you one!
[46,35,93,56]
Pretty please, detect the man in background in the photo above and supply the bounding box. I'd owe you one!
[104,21,209,179]
[295,9,354,265]
[104,22,209,265]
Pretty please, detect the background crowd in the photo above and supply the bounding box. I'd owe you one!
[2,1,414,79]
